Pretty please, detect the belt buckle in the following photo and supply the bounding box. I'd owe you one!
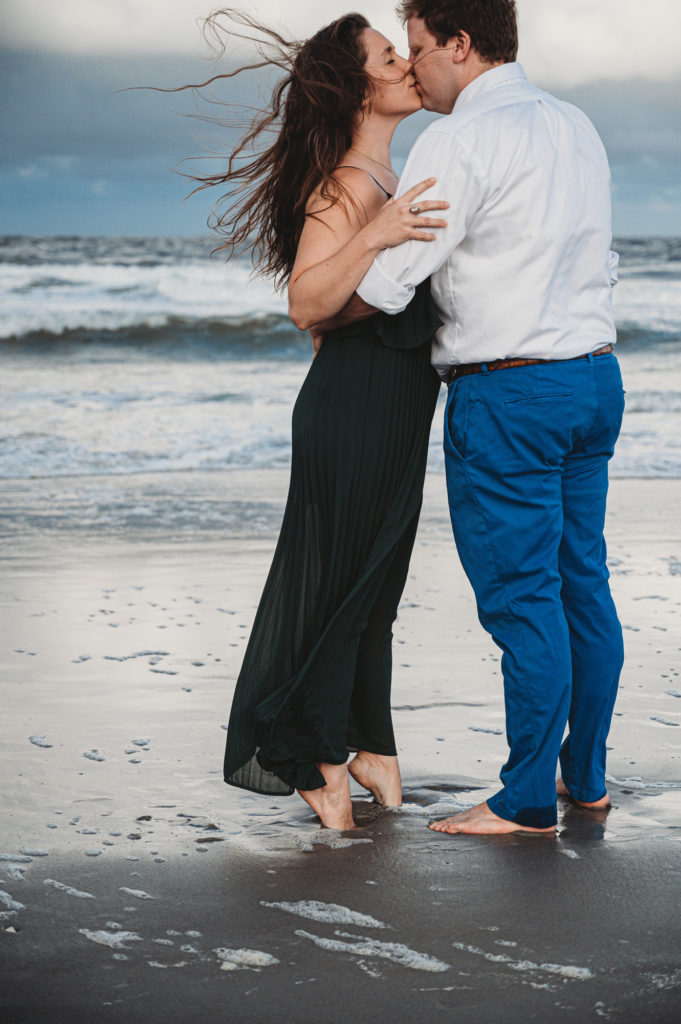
[448,365,461,384]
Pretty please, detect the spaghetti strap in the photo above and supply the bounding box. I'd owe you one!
[337,165,393,199]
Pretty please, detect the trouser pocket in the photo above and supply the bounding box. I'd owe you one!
[444,380,470,460]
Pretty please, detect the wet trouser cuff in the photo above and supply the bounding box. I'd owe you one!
[488,792,557,830]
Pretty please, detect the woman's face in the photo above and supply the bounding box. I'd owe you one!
[361,28,421,117]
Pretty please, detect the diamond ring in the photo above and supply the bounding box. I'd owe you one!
[409,205,421,215]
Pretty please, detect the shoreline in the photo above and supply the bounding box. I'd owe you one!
[2,474,680,1021]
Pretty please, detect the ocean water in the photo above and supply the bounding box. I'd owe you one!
[1,235,680,487]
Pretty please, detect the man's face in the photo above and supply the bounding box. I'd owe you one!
[407,16,462,113]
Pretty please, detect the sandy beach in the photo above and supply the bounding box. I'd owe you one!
[1,470,680,1023]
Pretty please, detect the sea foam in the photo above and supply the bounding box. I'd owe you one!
[261,900,387,929]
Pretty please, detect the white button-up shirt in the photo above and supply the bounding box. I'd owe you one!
[356,63,618,379]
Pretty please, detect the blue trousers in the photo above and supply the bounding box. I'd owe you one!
[444,352,625,828]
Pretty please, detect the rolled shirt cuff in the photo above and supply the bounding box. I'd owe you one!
[356,259,414,315]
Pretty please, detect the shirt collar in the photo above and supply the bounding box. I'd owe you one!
[453,61,528,112]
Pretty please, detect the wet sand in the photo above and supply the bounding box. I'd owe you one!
[1,472,680,1023]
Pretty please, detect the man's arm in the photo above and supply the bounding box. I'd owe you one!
[357,127,487,314]
[307,294,377,356]
[311,294,377,333]
[289,170,447,331]
[308,128,479,352]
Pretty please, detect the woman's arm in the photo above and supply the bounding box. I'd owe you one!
[288,170,447,331]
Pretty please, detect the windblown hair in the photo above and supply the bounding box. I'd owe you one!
[396,0,518,64]
[178,9,373,289]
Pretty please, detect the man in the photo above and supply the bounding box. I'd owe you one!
[343,0,624,834]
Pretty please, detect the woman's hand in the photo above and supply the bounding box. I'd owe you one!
[362,178,449,250]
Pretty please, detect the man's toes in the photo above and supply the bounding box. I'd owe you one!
[429,817,456,833]
[432,821,458,834]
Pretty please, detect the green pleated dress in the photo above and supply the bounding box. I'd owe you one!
[224,279,442,795]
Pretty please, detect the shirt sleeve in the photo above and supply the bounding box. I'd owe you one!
[609,249,619,287]
[357,126,487,314]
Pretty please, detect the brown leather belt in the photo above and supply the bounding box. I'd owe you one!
[446,344,613,383]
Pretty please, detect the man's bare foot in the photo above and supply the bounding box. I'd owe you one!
[297,762,355,830]
[556,778,610,810]
[428,800,556,835]
[348,751,402,807]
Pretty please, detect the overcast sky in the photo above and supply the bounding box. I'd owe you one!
[2,0,680,236]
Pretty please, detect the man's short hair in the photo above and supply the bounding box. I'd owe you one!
[396,0,518,64]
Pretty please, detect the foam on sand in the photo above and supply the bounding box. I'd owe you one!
[83,750,106,762]
[213,947,280,971]
[396,798,472,817]
[4,866,27,881]
[28,735,52,748]
[261,900,387,929]
[119,887,155,900]
[451,942,593,980]
[0,891,26,912]
[294,831,373,852]
[605,773,681,791]
[79,928,143,949]
[44,879,95,899]
[296,929,451,973]
[103,651,168,662]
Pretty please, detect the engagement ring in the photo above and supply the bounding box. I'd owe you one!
[409,205,421,215]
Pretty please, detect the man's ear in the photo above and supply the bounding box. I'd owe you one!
[450,30,471,64]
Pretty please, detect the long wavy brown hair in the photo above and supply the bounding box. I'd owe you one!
[177,9,374,289]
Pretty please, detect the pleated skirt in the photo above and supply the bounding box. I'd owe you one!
[224,285,442,794]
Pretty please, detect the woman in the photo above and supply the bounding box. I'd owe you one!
[196,10,447,829]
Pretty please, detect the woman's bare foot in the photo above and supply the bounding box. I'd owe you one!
[428,800,556,835]
[297,762,356,830]
[348,751,402,807]
[556,778,610,810]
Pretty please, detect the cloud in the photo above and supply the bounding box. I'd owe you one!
[2,5,680,237]
[16,155,76,179]
[2,1,681,86]
[518,0,681,87]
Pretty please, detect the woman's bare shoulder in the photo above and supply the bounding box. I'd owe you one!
[305,167,387,226]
